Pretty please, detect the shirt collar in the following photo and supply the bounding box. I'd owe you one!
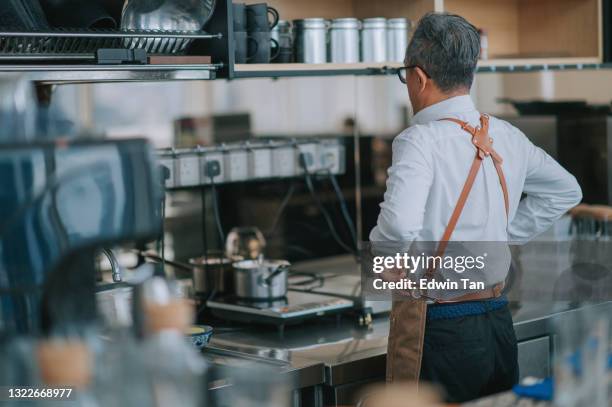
[410,95,476,125]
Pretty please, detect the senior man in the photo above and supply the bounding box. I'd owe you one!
[370,13,582,402]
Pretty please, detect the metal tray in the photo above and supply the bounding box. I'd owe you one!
[0,28,222,59]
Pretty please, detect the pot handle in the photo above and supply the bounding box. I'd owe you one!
[263,264,289,285]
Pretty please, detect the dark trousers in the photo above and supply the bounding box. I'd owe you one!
[420,304,519,403]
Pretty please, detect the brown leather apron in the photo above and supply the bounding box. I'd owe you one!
[386,114,510,383]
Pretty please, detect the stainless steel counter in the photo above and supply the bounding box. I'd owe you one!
[206,301,611,384]
[202,255,612,406]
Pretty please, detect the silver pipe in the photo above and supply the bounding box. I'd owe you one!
[102,248,122,283]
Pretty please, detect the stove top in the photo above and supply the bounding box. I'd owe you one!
[206,291,354,325]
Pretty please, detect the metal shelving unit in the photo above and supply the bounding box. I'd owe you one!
[223,0,612,79]
[2,64,219,84]
[230,61,612,79]
[0,27,225,84]
[0,0,609,83]
[0,29,222,57]
[233,62,402,78]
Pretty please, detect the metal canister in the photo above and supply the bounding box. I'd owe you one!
[329,18,360,63]
[361,17,387,63]
[386,18,410,63]
[293,18,328,63]
[271,20,292,49]
[271,20,293,62]
[189,255,234,296]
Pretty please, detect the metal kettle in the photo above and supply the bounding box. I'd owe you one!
[225,226,266,261]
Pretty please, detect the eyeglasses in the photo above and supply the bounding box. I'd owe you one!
[397,65,431,84]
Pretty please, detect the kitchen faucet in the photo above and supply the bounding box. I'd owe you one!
[102,248,122,283]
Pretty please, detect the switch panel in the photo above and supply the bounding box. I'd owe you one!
[224,148,249,182]
[272,146,296,177]
[249,147,272,179]
[177,154,200,187]
[157,138,346,189]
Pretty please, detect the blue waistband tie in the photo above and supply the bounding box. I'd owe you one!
[426,296,509,321]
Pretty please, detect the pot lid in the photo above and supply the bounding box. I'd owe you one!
[233,259,290,270]
[189,256,232,266]
[293,18,327,29]
[387,18,410,29]
[330,18,359,29]
[362,17,387,29]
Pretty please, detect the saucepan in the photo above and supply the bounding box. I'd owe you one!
[232,258,290,300]
[136,250,234,298]
[189,253,234,297]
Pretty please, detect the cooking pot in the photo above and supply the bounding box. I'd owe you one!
[96,284,133,328]
[189,255,234,296]
[232,259,290,300]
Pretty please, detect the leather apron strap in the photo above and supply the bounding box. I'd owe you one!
[423,114,509,298]
[386,114,510,384]
[439,114,509,236]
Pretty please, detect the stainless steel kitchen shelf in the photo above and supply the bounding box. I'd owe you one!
[0,29,222,56]
[231,61,612,79]
[0,63,220,84]
[477,61,612,73]
[232,63,402,78]
[0,28,223,84]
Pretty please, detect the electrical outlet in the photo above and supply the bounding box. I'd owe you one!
[201,152,224,184]
[177,155,200,186]
[224,149,248,182]
[319,142,346,174]
[158,158,175,188]
[272,146,295,177]
[296,143,318,174]
[249,147,272,179]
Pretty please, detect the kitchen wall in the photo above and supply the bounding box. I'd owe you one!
[52,69,612,146]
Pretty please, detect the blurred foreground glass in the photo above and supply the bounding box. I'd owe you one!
[553,305,609,407]
[0,74,38,143]
[219,363,290,407]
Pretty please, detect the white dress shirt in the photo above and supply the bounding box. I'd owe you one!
[369,95,582,244]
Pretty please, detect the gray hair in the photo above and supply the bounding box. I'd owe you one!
[405,12,480,92]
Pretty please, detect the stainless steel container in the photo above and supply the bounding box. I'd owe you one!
[293,18,328,63]
[361,17,387,63]
[271,20,293,63]
[189,255,234,296]
[233,259,290,300]
[386,18,410,63]
[96,285,133,328]
[329,18,360,63]
[271,20,292,49]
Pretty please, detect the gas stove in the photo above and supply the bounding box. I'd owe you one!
[206,291,354,329]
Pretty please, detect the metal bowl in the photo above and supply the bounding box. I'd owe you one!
[121,0,216,53]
